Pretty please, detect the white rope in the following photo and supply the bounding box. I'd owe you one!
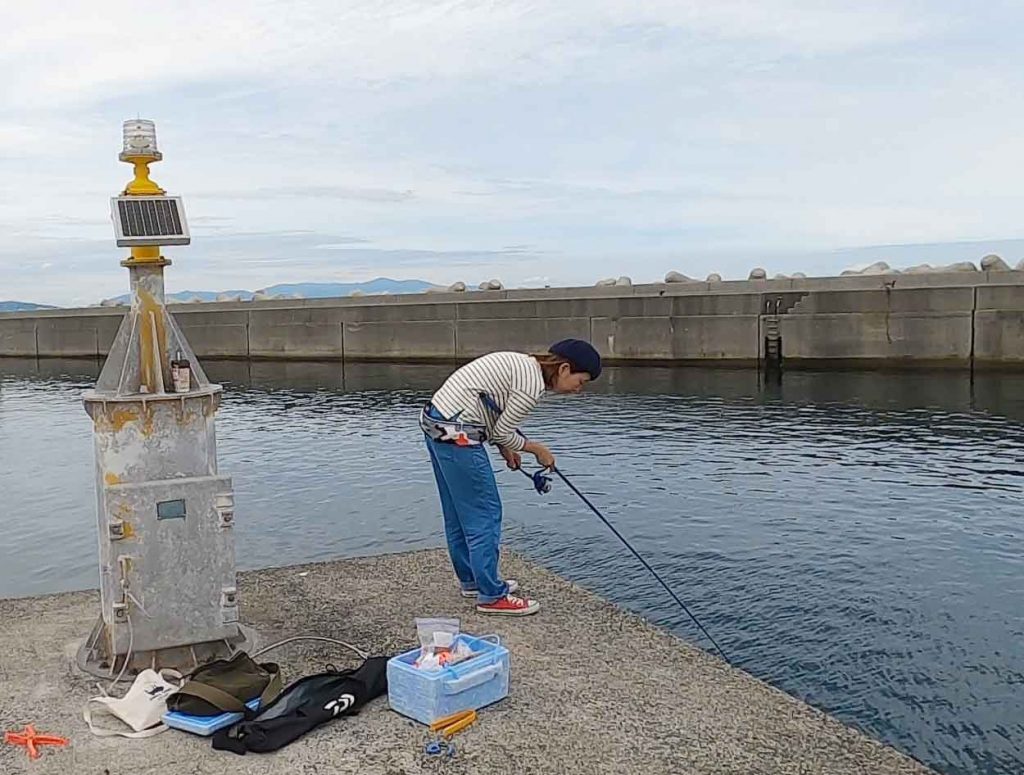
[106,610,135,692]
[251,636,368,661]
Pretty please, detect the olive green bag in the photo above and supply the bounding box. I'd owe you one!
[166,651,282,716]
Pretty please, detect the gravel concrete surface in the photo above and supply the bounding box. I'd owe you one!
[0,549,937,774]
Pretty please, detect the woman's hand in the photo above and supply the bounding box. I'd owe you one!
[499,446,522,470]
[523,441,556,469]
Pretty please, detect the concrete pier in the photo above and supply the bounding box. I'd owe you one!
[0,549,934,774]
[3,272,1024,369]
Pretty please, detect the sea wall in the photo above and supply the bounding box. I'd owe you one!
[3,272,1024,369]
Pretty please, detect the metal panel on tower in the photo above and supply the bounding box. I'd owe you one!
[110,195,190,247]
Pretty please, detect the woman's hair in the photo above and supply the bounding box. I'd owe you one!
[531,352,574,388]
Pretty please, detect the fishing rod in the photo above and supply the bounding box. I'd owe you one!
[518,465,730,663]
[485,387,729,661]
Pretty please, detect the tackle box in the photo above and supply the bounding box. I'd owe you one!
[387,633,510,725]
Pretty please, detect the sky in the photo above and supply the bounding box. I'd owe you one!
[2,0,1024,306]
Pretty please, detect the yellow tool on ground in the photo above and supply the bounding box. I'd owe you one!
[429,709,477,738]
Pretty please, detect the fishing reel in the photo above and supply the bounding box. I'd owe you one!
[521,467,552,495]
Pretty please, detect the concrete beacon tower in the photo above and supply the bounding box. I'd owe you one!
[78,120,246,678]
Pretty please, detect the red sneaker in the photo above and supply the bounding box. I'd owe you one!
[476,594,540,616]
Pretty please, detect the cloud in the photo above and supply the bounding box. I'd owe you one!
[1,2,942,108]
[193,185,415,203]
[0,228,555,305]
[314,239,375,249]
[189,215,232,223]
[1,1,1023,306]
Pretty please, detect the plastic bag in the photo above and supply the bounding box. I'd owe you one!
[413,618,474,670]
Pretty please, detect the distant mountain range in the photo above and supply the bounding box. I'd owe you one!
[2,279,438,310]
[110,278,438,304]
[0,300,58,312]
[263,278,437,297]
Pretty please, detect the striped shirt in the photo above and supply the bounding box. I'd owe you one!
[430,352,546,452]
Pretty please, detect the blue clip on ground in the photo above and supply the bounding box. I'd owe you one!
[425,740,456,757]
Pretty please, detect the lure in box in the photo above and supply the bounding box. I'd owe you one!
[387,633,509,725]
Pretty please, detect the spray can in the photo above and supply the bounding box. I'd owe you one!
[171,350,191,393]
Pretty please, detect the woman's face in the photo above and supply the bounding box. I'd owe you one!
[552,363,591,394]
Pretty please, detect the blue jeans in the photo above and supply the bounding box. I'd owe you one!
[425,436,510,603]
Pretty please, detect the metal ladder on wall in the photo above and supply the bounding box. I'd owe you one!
[764,298,782,367]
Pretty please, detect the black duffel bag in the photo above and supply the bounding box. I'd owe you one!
[212,656,389,754]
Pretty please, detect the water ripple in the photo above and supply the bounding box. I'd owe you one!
[1,360,1023,774]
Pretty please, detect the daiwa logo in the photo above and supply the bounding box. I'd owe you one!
[324,693,356,716]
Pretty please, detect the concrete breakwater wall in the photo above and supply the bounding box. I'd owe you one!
[3,272,1024,368]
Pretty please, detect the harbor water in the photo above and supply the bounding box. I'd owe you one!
[1,358,1021,775]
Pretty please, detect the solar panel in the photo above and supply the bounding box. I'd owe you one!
[110,196,191,247]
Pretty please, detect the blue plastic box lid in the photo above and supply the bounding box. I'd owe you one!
[163,698,260,736]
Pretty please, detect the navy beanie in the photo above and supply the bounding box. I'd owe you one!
[548,339,602,380]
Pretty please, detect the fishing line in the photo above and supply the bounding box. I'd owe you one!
[520,464,730,663]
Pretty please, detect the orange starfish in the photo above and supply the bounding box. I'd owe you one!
[4,724,69,759]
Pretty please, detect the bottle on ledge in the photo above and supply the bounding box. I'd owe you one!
[171,350,191,393]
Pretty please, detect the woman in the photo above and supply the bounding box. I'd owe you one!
[420,339,602,616]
